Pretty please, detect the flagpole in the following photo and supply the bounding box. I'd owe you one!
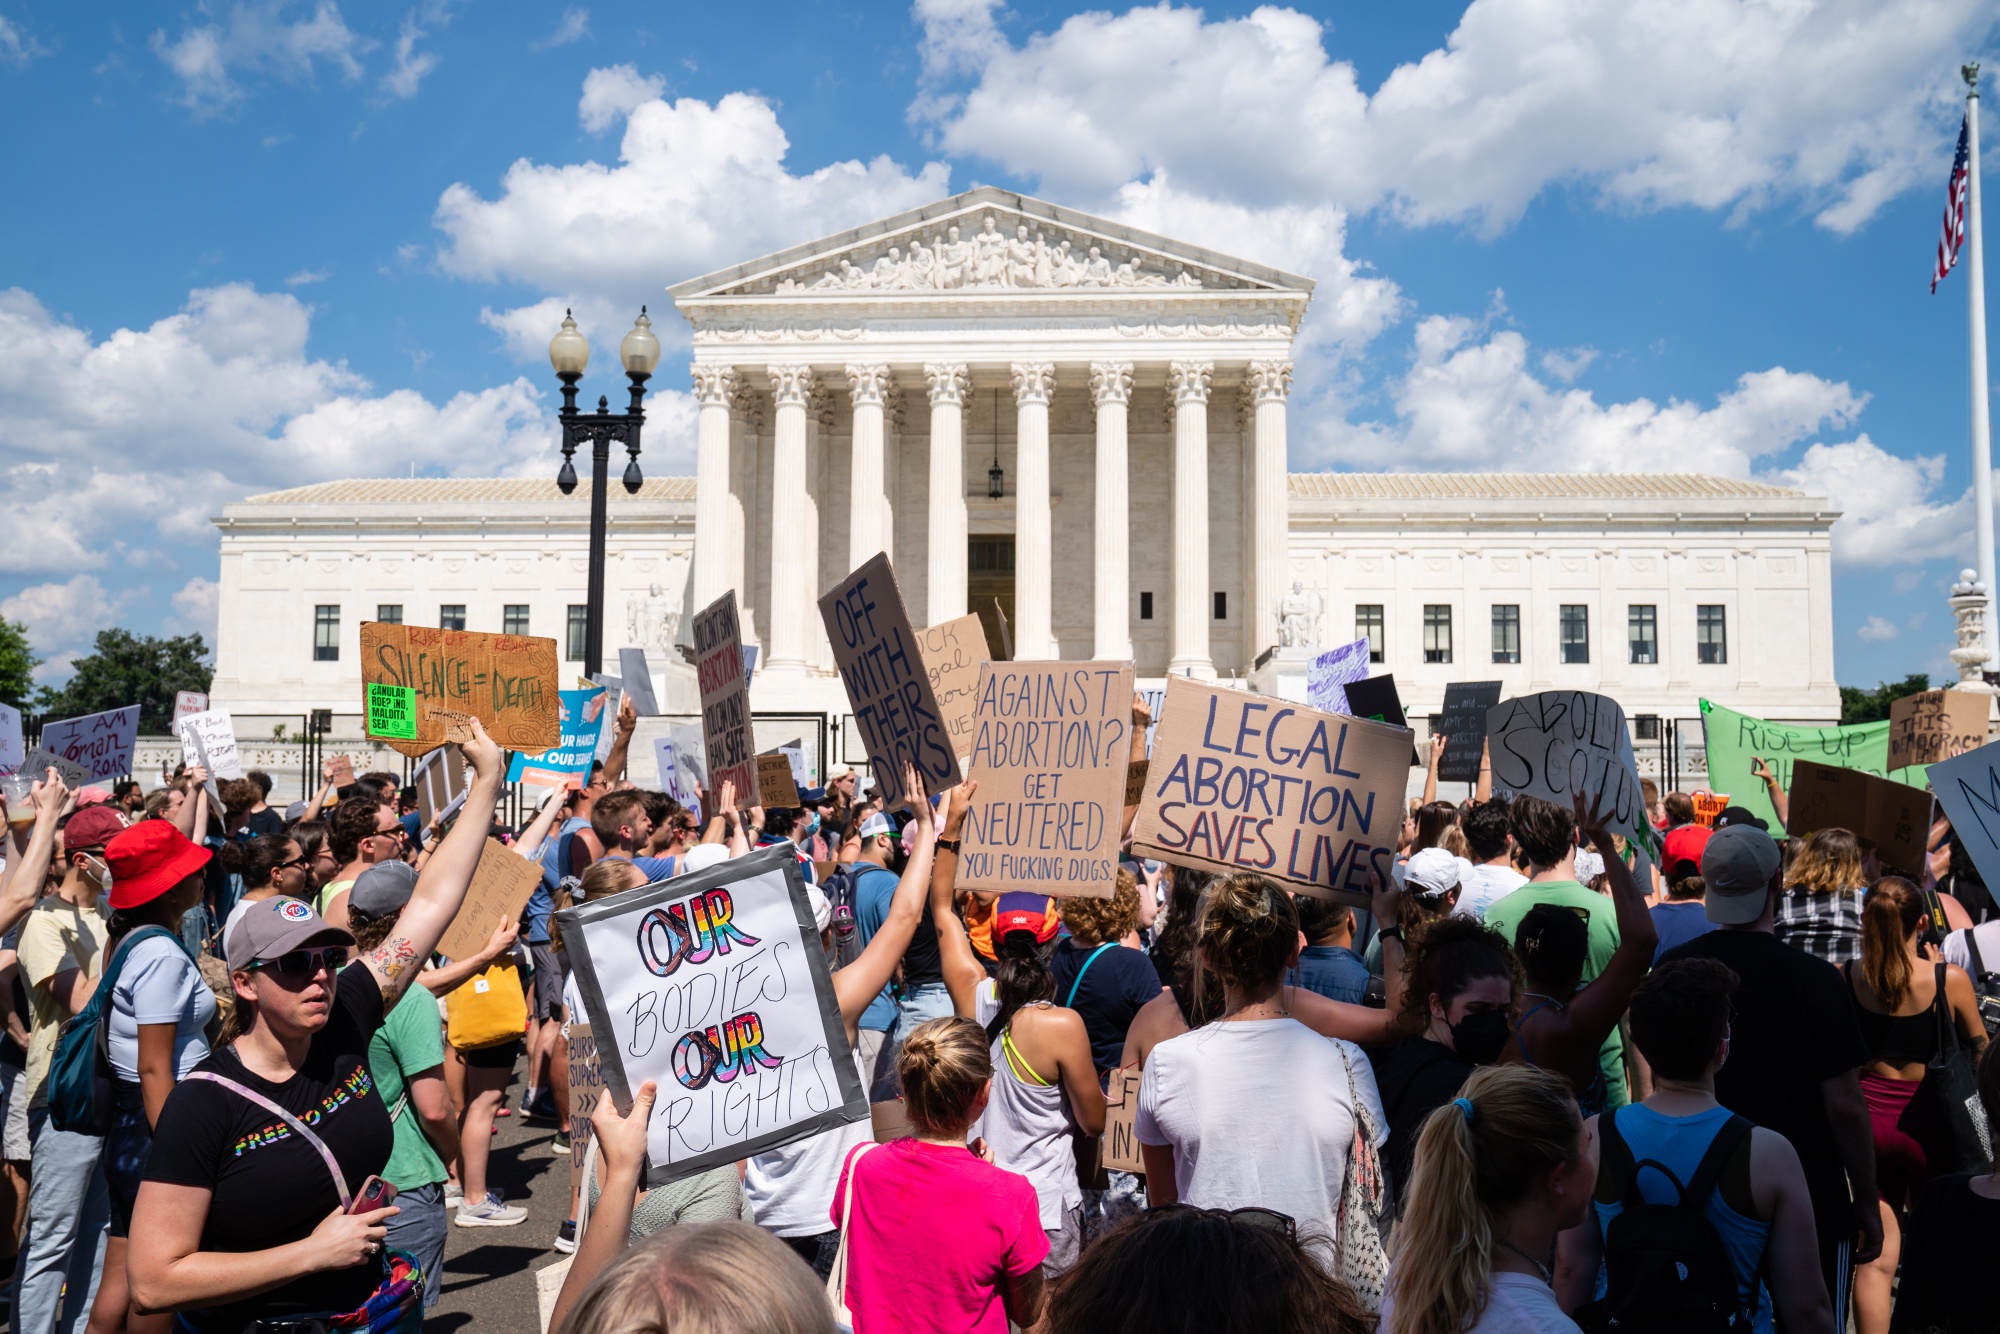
[1967,62,1996,670]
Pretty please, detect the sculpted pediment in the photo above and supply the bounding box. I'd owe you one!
[669,187,1313,302]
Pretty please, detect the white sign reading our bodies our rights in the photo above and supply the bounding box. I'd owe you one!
[556,844,865,1184]
[177,709,244,780]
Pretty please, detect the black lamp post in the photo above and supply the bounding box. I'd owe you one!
[549,307,661,678]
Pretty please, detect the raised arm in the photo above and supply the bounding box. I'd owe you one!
[832,765,935,1033]
[420,915,520,995]
[1475,737,1492,803]
[171,767,208,840]
[1122,693,1150,840]
[699,780,733,845]
[602,694,637,785]
[359,721,503,1007]
[1752,757,1788,829]
[930,782,987,1018]
[0,772,71,935]
[1421,734,1442,806]
[1539,793,1657,1063]
[511,784,566,861]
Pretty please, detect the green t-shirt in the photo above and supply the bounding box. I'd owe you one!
[369,991,449,1190]
[1482,879,1629,1108]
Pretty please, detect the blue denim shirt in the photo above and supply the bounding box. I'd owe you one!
[1291,944,1371,1005]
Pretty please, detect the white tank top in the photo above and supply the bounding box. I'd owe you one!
[973,980,1080,1230]
[743,1048,872,1238]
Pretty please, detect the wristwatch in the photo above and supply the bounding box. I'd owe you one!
[935,837,961,853]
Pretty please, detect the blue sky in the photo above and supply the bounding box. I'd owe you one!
[1,0,1996,694]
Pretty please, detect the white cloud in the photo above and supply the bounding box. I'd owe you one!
[1858,615,1901,642]
[0,15,50,69]
[170,577,222,646]
[285,267,331,286]
[534,7,590,51]
[917,0,1994,236]
[380,13,439,100]
[578,64,666,133]
[0,575,127,660]
[1775,435,1970,565]
[151,1,371,116]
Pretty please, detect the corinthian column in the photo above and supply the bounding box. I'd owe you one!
[1169,361,1214,678]
[846,364,892,570]
[1012,362,1056,659]
[925,364,971,624]
[690,365,735,611]
[766,365,814,671]
[1248,360,1293,657]
[1090,362,1134,661]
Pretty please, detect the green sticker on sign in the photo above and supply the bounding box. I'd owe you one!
[366,683,419,739]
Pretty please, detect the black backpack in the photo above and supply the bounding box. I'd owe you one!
[1576,1109,1756,1334]
[1958,929,2000,1038]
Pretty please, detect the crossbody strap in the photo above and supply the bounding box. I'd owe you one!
[1066,944,1114,1009]
[186,1071,351,1211]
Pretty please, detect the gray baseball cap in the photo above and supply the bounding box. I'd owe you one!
[348,860,420,923]
[225,896,355,972]
[1700,824,1784,925]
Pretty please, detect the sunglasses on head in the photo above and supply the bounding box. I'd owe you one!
[251,946,348,977]
[1149,1204,1296,1241]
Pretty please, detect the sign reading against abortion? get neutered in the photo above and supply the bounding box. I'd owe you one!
[1132,677,1413,907]
[819,553,962,808]
[959,661,1134,898]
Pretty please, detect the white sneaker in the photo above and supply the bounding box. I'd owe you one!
[455,1192,529,1227]
[444,1179,463,1204]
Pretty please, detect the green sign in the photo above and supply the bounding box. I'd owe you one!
[1697,699,1927,829]
[366,683,419,740]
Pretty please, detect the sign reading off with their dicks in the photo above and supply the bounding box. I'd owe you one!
[820,553,963,808]
[556,844,866,1184]
[959,661,1135,898]
[1131,677,1413,907]
[360,623,560,758]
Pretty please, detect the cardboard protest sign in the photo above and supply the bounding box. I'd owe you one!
[819,554,962,808]
[1131,677,1412,907]
[437,839,545,963]
[505,687,608,790]
[1698,699,1924,830]
[960,662,1134,897]
[1099,1068,1146,1176]
[20,748,87,789]
[1691,792,1730,828]
[360,621,560,758]
[1787,760,1932,877]
[1125,758,1148,807]
[1487,692,1658,857]
[413,745,469,829]
[177,709,243,780]
[38,707,140,784]
[1927,738,2000,892]
[757,753,798,809]
[0,704,23,774]
[916,613,992,762]
[1306,638,1372,715]
[567,1024,602,1175]
[1435,682,1503,785]
[323,754,356,791]
[619,649,662,716]
[172,692,208,727]
[1888,689,1990,770]
[557,844,868,1184]
[692,592,756,803]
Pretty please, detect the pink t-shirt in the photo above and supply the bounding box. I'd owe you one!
[832,1139,1048,1334]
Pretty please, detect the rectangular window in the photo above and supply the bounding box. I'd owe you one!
[1697,604,1728,664]
[1628,604,1658,665]
[503,605,530,636]
[1356,605,1385,663]
[313,605,339,662]
[567,605,588,662]
[1139,591,1154,620]
[1422,605,1453,664]
[1213,591,1227,621]
[1491,605,1521,664]
[375,604,403,625]
[1560,604,1590,664]
[439,604,466,631]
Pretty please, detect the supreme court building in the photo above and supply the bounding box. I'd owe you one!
[211,188,1844,758]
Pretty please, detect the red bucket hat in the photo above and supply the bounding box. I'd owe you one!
[106,821,212,910]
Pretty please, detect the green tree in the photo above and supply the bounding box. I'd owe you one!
[0,619,38,712]
[1838,672,1931,725]
[37,629,212,734]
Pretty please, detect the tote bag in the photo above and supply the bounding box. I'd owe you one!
[446,958,528,1052]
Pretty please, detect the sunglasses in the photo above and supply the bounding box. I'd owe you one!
[274,855,310,871]
[1149,1204,1296,1241]
[251,946,349,977]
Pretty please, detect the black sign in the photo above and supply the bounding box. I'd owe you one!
[1343,674,1418,767]
[1436,681,1504,784]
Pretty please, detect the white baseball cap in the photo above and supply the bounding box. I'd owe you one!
[1403,846,1463,899]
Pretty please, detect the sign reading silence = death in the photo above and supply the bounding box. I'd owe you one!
[1131,677,1412,908]
[361,623,560,758]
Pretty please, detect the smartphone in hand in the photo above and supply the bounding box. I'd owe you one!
[347,1175,399,1215]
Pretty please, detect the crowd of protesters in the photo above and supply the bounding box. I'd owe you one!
[2,698,1999,1334]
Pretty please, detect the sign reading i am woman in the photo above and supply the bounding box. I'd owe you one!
[556,844,865,1185]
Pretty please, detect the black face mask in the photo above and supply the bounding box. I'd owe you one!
[1447,1008,1511,1066]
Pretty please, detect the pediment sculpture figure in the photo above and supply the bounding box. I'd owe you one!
[771,216,1206,293]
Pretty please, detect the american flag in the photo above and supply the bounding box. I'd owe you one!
[1934,113,1971,293]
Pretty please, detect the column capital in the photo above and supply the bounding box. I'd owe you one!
[924,363,971,406]
[691,365,736,406]
[1247,359,1294,403]
[1089,361,1134,406]
[729,381,763,428]
[809,383,837,429]
[767,364,814,407]
[1169,361,1213,405]
[844,364,892,406]
[1011,362,1056,406]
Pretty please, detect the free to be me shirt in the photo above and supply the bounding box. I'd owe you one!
[832,1139,1047,1334]
[108,932,216,1083]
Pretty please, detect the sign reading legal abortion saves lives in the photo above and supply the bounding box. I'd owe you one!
[557,844,866,1184]
[360,622,561,758]
[1487,691,1657,857]
[692,592,755,802]
[37,707,140,783]
[819,554,962,808]
[1131,677,1413,907]
[959,661,1135,897]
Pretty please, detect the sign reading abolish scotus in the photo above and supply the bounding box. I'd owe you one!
[557,844,866,1184]
[1487,691,1657,857]
[960,662,1134,898]
[1132,678,1412,907]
